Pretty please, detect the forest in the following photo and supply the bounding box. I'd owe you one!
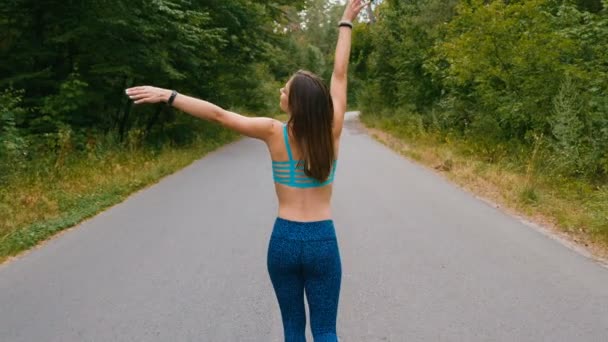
[1,0,607,258]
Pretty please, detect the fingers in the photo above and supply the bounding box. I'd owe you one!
[132,94,158,104]
[125,86,149,94]
[125,86,148,104]
[129,93,148,101]
[124,86,163,105]
[126,90,143,97]
[354,0,366,8]
[130,93,164,105]
[344,0,370,21]
[355,1,370,12]
[124,87,146,105]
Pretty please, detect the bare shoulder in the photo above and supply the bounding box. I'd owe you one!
[262,117,285,144]
[218,111,283,142]
[253,116,283,132]
[267,117,284,134]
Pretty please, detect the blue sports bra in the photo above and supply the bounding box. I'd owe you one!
[272,124,337,188]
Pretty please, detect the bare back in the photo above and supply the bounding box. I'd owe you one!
[266,120,341,221]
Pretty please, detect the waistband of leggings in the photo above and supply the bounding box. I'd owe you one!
[271,217,336,241]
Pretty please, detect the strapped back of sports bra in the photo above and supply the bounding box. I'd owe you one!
[272,124,337,188]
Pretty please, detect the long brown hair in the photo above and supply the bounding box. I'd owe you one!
[287,70,335,183]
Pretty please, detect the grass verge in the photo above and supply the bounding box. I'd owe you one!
[360,113,608,262]
[0,129,239,264]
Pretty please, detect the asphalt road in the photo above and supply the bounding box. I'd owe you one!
[1,112,607,342]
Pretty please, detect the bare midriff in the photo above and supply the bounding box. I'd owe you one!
[274,182,333,222]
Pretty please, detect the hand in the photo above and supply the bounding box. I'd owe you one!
[341,0,370,22]
[125,86,171,105]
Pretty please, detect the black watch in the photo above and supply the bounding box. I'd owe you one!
[167,90,178,106]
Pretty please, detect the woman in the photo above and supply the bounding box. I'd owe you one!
[125,1,369,340]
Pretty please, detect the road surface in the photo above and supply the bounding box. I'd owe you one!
[1,112,607,341]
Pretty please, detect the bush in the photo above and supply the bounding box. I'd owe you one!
[0,88,28,183]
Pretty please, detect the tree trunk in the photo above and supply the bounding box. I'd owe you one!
[146,106,163,134]
[118,98,132,143]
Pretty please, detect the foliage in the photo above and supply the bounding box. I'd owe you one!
[0,0,317,175]
[353,0,608,181]
[0,89,28,184]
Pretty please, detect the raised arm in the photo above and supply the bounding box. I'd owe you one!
[125,86,277,142]
[332,0,369,139]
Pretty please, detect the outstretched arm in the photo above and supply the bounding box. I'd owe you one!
[331,0,369,138]
[125,86,277,141]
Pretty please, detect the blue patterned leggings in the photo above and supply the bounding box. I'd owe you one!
[267,217,342,342]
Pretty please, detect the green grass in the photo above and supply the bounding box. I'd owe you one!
[0,128,239,264]
[519,186,540,205]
